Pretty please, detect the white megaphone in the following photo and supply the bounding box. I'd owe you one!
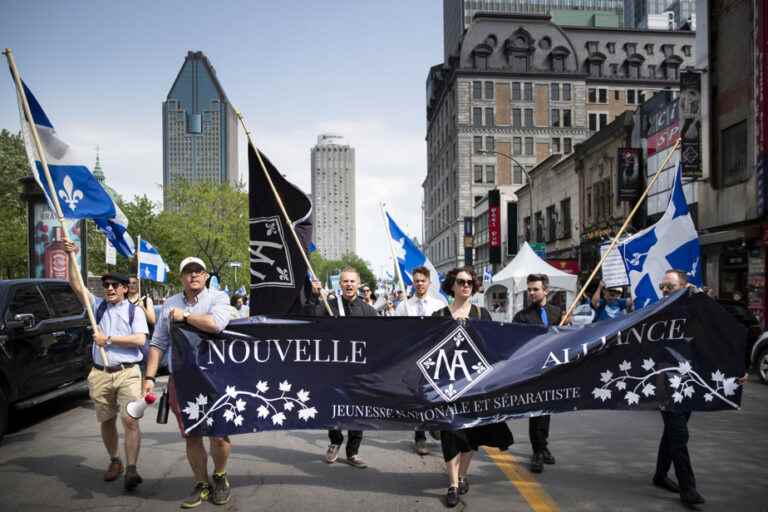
[127,392,157,419]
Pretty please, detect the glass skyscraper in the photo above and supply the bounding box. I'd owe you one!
[162,51,238,208]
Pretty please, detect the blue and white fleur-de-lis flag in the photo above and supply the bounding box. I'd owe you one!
[248,144,313,315]
[138,239,169,282]
[385,209,446,303]
[619,163,702,308]
[15,81,134,256]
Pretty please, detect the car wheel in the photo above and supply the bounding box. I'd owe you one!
[0,388,8,442]
[758,348,768,385]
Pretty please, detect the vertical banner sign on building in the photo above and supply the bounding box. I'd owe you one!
[506,201,518,256]
[679,71,702,178]
[757,0,768,217]
[463,216,473,266]
[617,148,642,201]
[488,189,501,264]
[640,92,681,217]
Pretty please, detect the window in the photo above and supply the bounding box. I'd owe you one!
[589,61,602,77]
[512,55,529,73]
[513,137,522,155]
[473,136,482,153]
[563,83,571,101]
[484,81,494,99]
[485,107,494,126]
[720,121,749,186]
[648,65,656,78]
[485,165,495,184]
[563,109,572,127]
[598,89,607,103]
[551,83,560,101]
[551,137,561,153]
[614,90,620,101]
[560,198,571,238]
[589,113,597,131]
[524,82,533,101]
[525,109,534,127]
[627,89,637,104]
[474,195,483,205]
[587,190,592,219]
[547,205,557,242]
[9,285,50,320]
[665,64,679,81]
[474,165,483,183]
[682,45,692,57]
[524,217,531,242]
[485,136,495,152]
[473,107,482,127]
[512,82,521,100]
[524,137,534,156]
[475,54,488,70]
[639,91,646,103]
[628,63,640,79]
[588,88,597,103]
[551,109,560,127]
[607,42,615,54]
[535,212,544,242]
[552,55,566,72]
[645,43,654,55]
[564,137,572,154]
[473,81,482,99]
[610,63,619,76]
[512,108,522,127]
[600,113,608,128]
[514,165,524,184]
[45,284,84,317]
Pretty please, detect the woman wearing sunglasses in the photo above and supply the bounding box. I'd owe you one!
[432,266,514,508]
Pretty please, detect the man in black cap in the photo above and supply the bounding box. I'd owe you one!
[64,241,149,491]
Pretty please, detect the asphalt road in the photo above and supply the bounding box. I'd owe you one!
[1,376,766,512]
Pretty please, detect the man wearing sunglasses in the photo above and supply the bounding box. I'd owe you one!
[143,257,232,508]
[63,241,149,491]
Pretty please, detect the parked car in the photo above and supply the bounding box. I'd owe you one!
[750,331,768,384]
[0,279,92,441]
[716,299,762,373]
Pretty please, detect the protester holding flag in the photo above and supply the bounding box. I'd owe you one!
[433,266,514,508]
[63,241,149,491]
[513,274,563,474]
[590,281,633,322]
[143,257,232,508]
[311,267,377,469]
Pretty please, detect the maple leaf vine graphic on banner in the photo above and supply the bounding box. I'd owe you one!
[182,380,317,434]
[591,358,741,409]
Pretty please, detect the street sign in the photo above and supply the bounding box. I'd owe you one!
[530,242,545,258]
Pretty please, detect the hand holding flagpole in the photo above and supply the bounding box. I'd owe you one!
[4,48,109,365]
[235,111,334,317]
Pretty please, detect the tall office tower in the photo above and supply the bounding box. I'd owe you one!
[163,51,238,208]
[625,0,696,30]
[444,0,625,60]
[310,134,356,260]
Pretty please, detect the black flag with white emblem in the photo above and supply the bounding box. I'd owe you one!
[248,144,313,315]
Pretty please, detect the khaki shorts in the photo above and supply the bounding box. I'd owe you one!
[87,364,142,423]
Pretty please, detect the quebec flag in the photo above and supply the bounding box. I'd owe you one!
[15,81,134,256]
[137,239,169,282]
[619,163,702,308]
[385,210,445,303]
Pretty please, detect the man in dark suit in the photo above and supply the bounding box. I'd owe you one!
[513,274,563,474]
[310,266,377,469]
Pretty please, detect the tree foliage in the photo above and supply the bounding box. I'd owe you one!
[309,251,377,293]
[0,130,30,279]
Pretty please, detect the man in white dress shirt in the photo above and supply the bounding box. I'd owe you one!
[395,266,445,455]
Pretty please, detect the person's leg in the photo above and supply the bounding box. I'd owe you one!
[529,416,548,453]
[186,436,210,483]
[328,429,344,446]
[101,417,119,458]
[667,412,696,492]
[655,412,672,479]
[458,451,474,478]
[121,416,141,466]
[210,436,231,474]
[445,455,460,488]
[345,430,363,457]
[415,430,427,442]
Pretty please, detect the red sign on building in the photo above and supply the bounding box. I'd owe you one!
[488,189,501,264]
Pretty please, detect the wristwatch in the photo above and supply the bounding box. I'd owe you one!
[183,310,191,323]
[106,336,112,346]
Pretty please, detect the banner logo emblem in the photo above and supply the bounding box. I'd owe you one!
[417,325,493,402]
[249,216,295,288]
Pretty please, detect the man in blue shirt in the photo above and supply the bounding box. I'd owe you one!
[64,241,149,491]
[591,281,633,322]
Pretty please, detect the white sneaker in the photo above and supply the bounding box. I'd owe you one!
[347,455,367,469]
[325,444,340,464]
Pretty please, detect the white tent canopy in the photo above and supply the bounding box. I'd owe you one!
[486,242,578,321]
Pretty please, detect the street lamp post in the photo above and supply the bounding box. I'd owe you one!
[479,150,534,243]
[229,261,242,287]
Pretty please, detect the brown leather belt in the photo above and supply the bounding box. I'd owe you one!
[93,362,137,373]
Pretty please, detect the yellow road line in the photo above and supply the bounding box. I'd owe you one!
[482,447,560,512]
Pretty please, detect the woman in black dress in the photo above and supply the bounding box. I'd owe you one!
[433,266,514,508]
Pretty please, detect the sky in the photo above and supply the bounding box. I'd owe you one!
[0,0,443,277]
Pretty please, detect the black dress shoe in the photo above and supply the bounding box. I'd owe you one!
[530,452,544,473]
[680,489,706,506]
[652,476,680,493]
[446,486,459,508]
[542,448,556,465]
[458,477,469,495]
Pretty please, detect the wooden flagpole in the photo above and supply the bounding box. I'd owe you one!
[235,111,334,317]
[379,203,411,315]
[4,48,109,365]
[559,138,682,326]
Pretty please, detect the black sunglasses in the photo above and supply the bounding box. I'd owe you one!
[102,281,122,290]
[455,278,474,287]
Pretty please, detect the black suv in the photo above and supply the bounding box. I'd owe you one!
[0,279,92,440]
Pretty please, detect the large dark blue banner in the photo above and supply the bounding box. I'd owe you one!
[170,291,746,437]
